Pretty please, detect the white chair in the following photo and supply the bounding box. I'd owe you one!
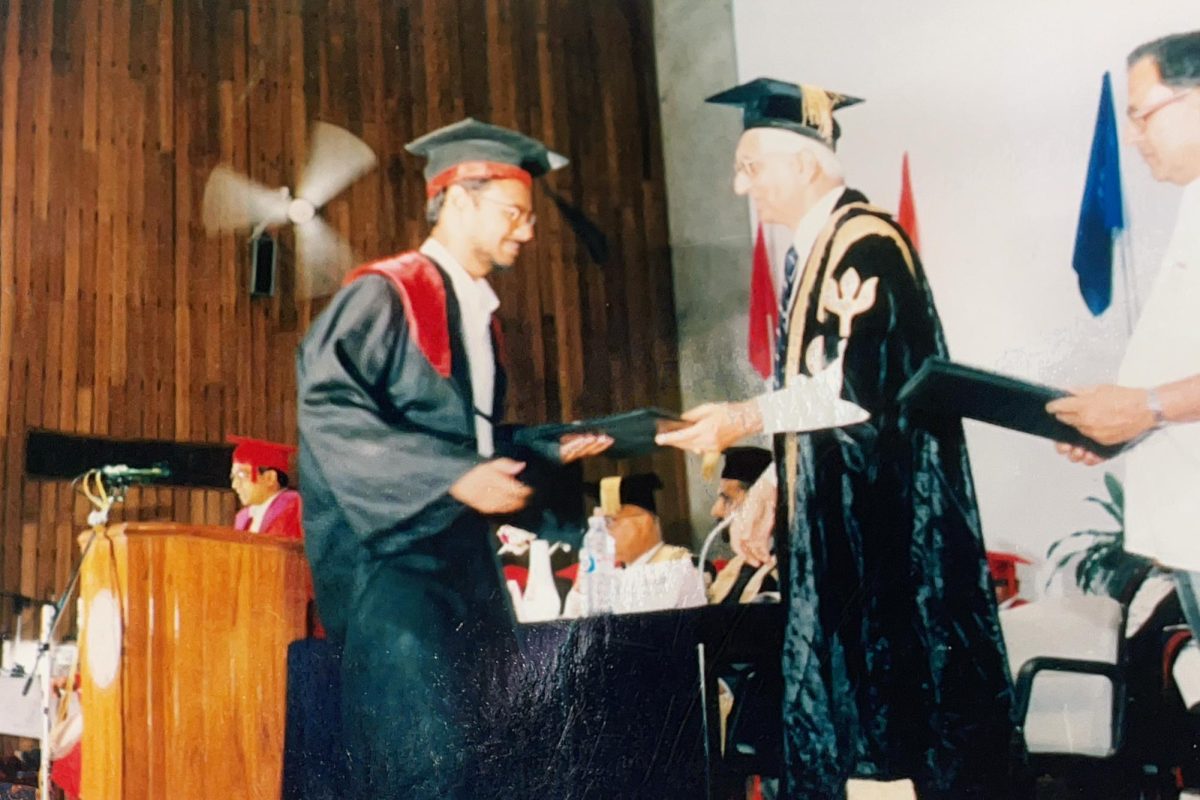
[999,595,1126,757]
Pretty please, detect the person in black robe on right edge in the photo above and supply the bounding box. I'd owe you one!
[658,79,1017,799]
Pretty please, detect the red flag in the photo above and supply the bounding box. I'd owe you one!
[897,152,920,251]
[748,224,778,379]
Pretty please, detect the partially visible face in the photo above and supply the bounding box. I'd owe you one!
[710,479,748,521]
[607,504,659,565]
[230,461,277,507]
[1126,56,1200,185]
[464,178,536,273]
[732,129,810,226]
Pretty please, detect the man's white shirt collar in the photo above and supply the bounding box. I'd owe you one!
[420,238,500,317]
[419,237,500,457]
[246,490,283,533]
[1166,177,1200,263]
[630,542,664,567]
[782,185,845,312]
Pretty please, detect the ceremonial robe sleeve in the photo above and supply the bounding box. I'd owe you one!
[298,276,485,555]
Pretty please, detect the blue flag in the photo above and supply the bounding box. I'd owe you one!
[1072,72,1125,316]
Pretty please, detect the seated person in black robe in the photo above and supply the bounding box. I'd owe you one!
[706,446,779,604]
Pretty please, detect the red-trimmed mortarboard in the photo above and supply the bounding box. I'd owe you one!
[405,118,567,199]
[228,435,296,475]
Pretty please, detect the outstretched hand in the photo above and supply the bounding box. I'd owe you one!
[655,401,762,454]
[1045,384,1155,446]
[558,433,614,464]
[729,475,776,567]
[449,458,532,515]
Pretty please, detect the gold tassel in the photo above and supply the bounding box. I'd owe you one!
[599,476,622,516]
[800,84,835,144]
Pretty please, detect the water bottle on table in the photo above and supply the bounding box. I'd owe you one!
[580,511,616,615]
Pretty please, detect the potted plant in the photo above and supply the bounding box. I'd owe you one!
[1046,472,1153,601]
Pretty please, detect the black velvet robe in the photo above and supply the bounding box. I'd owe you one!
[776,190,1016,798]
[296,262,516,799]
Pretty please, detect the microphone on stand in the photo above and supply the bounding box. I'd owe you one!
[20,463,159,695]
[97,462,172,486]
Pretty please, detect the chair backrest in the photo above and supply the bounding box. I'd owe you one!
[1000,595,1125,756]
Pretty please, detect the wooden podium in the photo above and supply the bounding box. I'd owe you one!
[78,523,309,800]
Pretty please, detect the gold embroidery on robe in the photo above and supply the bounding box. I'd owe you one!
[781,205,917,521]
[820,267,879,339]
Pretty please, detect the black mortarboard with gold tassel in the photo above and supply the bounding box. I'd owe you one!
[705,77,863,150]
[585,473,664,516]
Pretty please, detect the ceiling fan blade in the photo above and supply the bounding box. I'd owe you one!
[201,166,291,233]
[294,122,378,210]
[294,215,356,299]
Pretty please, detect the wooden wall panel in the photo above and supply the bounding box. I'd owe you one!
[0,0,685,654]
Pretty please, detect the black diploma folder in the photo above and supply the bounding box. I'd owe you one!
[513,407,688,460]
[897,358,1126,458]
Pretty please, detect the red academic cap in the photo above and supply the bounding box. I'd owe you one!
[227,435,296,474]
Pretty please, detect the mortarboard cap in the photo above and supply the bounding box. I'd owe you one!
[587,473,664,515]
[706,77,863,150]
[228,435,296,475]
[405,118,569,199]
[720,446,773,485]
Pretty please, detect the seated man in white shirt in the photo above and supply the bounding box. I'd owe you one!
[562,473,706,616]
[599,473,706,614]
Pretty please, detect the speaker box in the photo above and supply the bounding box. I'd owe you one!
[250,232,277,297]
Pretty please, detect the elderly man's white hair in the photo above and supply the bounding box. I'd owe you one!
[752,127,845,180]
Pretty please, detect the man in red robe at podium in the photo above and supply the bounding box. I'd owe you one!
[229,435,303,540]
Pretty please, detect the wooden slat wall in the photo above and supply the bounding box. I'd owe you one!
[0,0,684,649]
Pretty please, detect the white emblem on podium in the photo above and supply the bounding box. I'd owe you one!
[86,589,122,689]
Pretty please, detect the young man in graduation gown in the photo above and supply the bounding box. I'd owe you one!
[658,79,1015,798]
[297,119,606,799]
[229,435,303,540]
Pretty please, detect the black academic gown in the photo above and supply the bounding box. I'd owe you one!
[776,190,1016,799]
[296,261,516,799]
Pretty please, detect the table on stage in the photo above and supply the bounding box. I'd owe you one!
[282,603,785,799]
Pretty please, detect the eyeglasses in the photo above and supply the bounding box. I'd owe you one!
[734,151,796,181]
[1128,89,1194,130]
[734,158,763,180]
[229,467,253,482]
[474,194,536,228]
[604,506,651,525]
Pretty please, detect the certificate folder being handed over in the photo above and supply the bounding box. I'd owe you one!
[897,358,1127,459]
[514,408,688,460]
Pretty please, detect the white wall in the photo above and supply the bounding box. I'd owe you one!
[730,0,1197,595]
[653,0,767,550]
